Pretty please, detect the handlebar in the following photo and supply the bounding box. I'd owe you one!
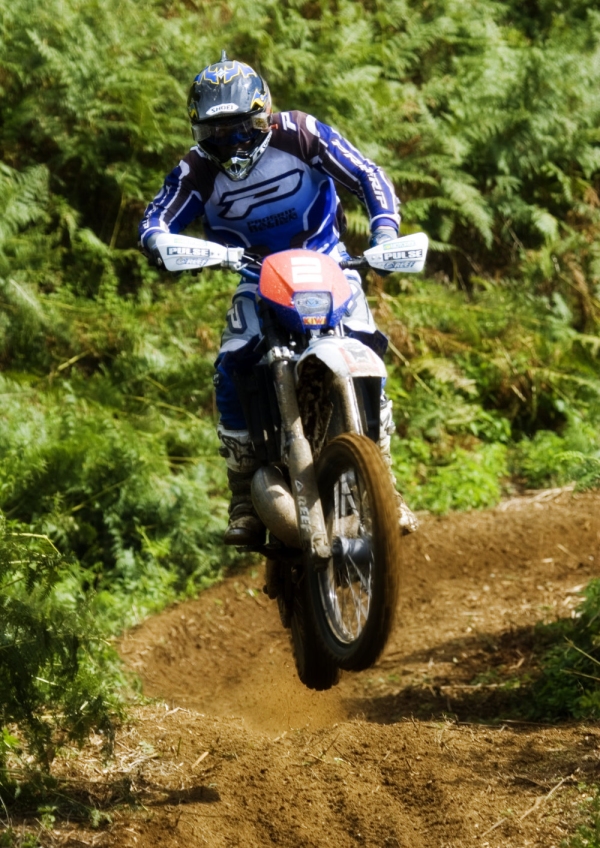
[242,254,370,273]
[339,257,370,271]
[154,232,428,276]
[240,254,369,273]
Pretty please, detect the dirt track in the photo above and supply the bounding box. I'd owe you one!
[53,489,600,846]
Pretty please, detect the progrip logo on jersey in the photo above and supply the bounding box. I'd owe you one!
[199,61,256,85]
[218,169,303,220]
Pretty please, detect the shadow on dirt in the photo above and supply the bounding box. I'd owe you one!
[347,682,524,724]
[149,784,221,805]
[345,622,566,725]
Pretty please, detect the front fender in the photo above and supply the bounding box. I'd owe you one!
[295,336,387,381]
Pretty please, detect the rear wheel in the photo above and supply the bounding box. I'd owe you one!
[265,559,292,629]
[307,433,401,671]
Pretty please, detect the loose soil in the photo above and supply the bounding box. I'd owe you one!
[23,489,600,846]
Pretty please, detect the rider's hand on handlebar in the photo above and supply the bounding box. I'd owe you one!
[369,226,398,248]
[369,226,398,277]
[140,234,166,270]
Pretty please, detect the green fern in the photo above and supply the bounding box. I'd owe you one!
[0,516,123,778]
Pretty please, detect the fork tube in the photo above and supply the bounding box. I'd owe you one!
[269,354,331,564]
[334,374,364,435]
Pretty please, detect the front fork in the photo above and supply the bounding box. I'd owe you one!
[268,347,332,566]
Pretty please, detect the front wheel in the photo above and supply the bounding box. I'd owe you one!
[290,583,340,691]
[266,559,339,689]
[307,433,401,671]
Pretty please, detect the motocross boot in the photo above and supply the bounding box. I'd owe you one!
[379,396,419,535]
[217,426,265,546]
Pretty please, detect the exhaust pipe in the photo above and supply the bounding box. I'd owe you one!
[251,466,301,549]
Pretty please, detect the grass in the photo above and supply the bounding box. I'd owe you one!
[563,786,600,848]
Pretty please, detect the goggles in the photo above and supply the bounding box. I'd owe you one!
[192,113,271,147]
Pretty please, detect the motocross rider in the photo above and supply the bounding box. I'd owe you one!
[139,52,418,546]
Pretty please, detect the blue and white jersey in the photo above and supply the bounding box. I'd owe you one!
[139,111,400,258]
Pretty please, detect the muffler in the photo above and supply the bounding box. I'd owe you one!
[251,466,301,549]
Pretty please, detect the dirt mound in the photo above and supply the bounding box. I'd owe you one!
[122,488,600,733]
[47,490,600,846]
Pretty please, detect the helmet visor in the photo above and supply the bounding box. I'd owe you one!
[192,113,271,146]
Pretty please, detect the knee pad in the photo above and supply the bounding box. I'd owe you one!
[217,425,259,473]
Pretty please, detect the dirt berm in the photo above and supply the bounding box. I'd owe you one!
[53,489,600,847]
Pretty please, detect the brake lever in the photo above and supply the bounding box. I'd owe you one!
[227,252,263,278]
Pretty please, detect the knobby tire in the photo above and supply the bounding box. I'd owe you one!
[307,433,401,671]
[290,578,340,691]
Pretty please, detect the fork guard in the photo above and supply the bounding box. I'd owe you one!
[295,336,387,382]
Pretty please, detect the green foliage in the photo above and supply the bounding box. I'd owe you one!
[0,273,238,613]
[512,426,600,490]
[562,786,600,848]
[381,275,600,511]
[0,211,238,781]
[531,580,600,720]
[0,0,195,245]
[393,438,507,513]
[1,0,600,275]
[0,518,123,780]
[0,830,39,848]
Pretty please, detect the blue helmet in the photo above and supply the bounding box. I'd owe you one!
[187,52,272,181]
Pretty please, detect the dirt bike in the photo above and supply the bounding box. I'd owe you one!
[155,231,428,690]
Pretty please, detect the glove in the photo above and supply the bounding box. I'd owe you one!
[369,226,398,249]
[138,233,165,270]
[369,226,398,276]
[142,233,165,270]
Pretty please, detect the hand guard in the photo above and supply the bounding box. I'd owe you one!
[140,234,202,276]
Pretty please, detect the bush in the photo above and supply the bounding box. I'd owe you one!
[393,439,508,513]
[0,517,123,780]
[562,787,600,848]
[532,580,600,720]
[511,422,600,490]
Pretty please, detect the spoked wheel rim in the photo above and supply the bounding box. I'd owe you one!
[318,462,375,644]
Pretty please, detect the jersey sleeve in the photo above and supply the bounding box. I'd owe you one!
[139,154,205,249]
[291,112,400,231]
